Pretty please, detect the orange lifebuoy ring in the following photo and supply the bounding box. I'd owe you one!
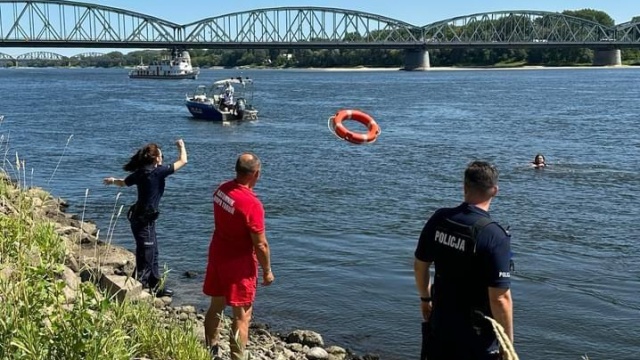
[329,109,380,144]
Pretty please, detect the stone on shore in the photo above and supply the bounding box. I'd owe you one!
[307,346,329,360]
[287,329,325,347]
[99,272,143,302]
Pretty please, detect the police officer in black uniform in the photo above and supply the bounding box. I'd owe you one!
[104,139,188,297]
[414,160,513,360]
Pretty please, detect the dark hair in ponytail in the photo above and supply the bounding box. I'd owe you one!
[123,143,161,172]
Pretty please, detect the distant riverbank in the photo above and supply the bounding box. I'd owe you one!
[278,64,638,71]
[188,63,640,71]
[4,64,638,71]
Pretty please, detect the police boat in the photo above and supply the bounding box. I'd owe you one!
[184,77,258,122]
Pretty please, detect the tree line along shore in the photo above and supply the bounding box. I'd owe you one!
[5,47,640,70]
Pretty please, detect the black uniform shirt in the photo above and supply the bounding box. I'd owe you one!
[415,202,511,331]
[125,164,174,210]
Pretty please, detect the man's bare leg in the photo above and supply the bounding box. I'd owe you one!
[230,304,253,360]
[204,296,226,350]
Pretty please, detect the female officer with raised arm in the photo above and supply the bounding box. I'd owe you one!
[103,139,188,297]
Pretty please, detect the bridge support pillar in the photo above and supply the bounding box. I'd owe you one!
[403,49,430,71]
[593,49,621,66]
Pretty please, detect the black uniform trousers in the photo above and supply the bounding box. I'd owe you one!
[129,218,160,289]
[421,320,502,360]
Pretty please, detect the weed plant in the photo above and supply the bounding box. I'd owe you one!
[0,171,210,359]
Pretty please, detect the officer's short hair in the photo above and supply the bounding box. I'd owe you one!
[235,152,261,176]
[464,161,498,196]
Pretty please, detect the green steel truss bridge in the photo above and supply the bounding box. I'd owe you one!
[1,0,638,67]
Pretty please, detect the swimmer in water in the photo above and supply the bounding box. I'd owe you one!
[531,154,546,168]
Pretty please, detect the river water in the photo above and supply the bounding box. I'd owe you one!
[1,66,639,359]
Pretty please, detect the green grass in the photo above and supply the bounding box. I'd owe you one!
[0,175,210,360]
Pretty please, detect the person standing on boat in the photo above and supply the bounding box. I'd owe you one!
[103,139,188,297]
[203,152,274,360]
[218,81,235,111]
[224,80,235,96]
[222,89,234,111]
[414,160,514,360]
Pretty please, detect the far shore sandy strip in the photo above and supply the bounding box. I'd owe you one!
[299,65,638,72]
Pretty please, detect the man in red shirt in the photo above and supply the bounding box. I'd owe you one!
[203,152,275,360]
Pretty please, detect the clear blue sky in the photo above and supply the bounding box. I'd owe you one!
[91,0,639,26]
[2,0,638,56]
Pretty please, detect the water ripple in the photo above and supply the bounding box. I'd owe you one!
[1,67,639,359]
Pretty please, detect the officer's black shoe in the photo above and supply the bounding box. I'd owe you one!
[209,344,222,360]
[153,287,174,297]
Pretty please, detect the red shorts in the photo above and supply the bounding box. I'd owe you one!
[203,254,257,307]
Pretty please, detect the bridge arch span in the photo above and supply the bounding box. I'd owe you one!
[71,52,106,58]
[16,51,66,60]
[183,6,421,44]
[614,21,640,42]
[421,10,611,43]
[0,52,15,60]
[0,0,181,44]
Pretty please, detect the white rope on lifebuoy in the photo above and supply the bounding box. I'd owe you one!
[327,116,344,140]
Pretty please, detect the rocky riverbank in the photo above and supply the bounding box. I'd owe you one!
[3,177,379,360]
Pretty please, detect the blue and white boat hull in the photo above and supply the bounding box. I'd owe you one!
[185,100,225,121]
